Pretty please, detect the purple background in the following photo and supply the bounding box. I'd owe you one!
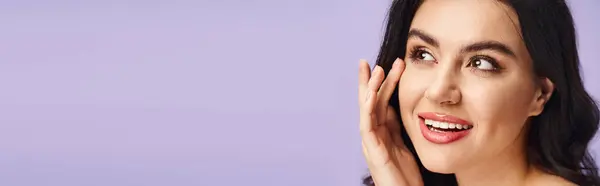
[0,0,598,185]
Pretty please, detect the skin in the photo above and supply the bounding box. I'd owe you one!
[358,0,573,185]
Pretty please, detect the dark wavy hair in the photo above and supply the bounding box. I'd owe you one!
[362,0,600,185]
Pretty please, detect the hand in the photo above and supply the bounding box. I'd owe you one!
[358,58,423,186]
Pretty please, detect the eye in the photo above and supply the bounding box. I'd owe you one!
[467,56,500,71]
[409,47,436,63]
[417,50,435,61]
[472,59,494,70]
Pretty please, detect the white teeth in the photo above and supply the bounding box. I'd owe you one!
[439,122,449,129]
[433,121,440,128]
[424,119,472,130]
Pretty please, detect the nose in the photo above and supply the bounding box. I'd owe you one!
[425,68,462,105]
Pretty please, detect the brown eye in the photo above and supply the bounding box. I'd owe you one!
[467,56,499,71]
[409,46,437,64]
[417,50,435,61]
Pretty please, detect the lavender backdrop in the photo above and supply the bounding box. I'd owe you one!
[0,0,598,186]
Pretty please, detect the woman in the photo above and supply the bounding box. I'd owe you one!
[357,0,600,185]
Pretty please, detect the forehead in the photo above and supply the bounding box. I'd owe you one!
[410,0,525,53]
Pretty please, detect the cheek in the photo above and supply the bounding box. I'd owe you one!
[398,68,431,121]
[462,78,535,137]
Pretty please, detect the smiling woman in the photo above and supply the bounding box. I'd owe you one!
[357,0,600,186]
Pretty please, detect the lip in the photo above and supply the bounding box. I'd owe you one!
[417,112,472,126]
[417,112,472,144]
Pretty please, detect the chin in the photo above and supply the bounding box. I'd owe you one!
[412,143,463,174]
[422,158,455,174]
[419,156,457,174]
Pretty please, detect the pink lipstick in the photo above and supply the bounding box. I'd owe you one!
[418,112,473,144]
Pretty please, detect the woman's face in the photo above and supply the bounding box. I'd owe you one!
[399,0,551,173]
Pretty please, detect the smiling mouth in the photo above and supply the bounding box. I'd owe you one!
[423,119,473,132]
[417,112,474,144]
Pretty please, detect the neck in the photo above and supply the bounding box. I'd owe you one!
[455,140,533,186]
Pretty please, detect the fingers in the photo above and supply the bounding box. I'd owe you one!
[359,59,385,133]
[367,65,385,129]
[376,58,405,124]
[359,60,375,135]
[367,66,385,101]
[358,59,371,106]
[360,87,378,135]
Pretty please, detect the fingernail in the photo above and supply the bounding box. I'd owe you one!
[393,58,400,67]
[371,65,379,73]
[359,59,368,64]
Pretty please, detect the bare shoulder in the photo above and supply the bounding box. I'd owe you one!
[528,173,577,186]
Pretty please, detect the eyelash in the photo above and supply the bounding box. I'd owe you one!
[408,46,503,74]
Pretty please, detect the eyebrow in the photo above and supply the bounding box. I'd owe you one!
[408,29,439,48]
[407,29,517,58]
